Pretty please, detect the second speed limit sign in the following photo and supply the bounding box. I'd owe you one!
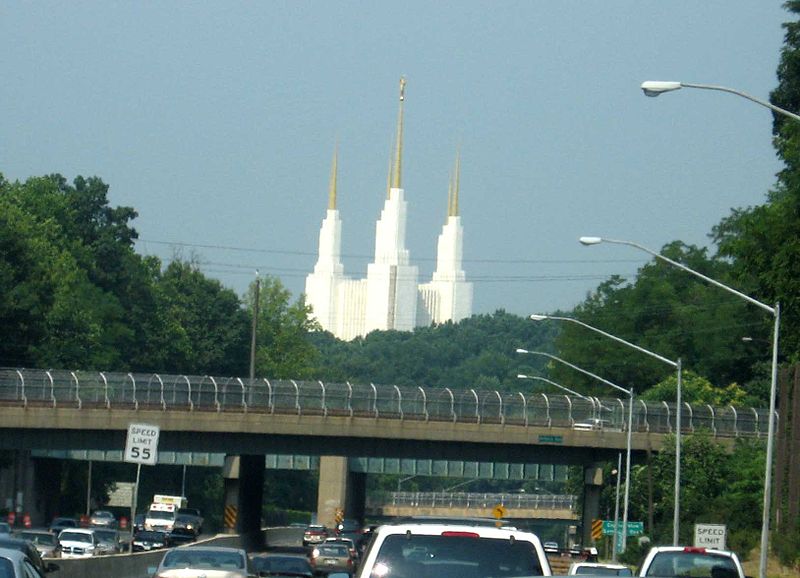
[124,423,160,466]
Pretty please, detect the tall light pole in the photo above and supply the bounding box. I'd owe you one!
[517,373,597,402]
[581,235,779,575]
[530,313,683,545]
[640,81,800,123]
[516,348,635,551]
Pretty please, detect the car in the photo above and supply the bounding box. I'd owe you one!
[0,536,58,574]
[251,553,314,577]
[150,546,251,578]
[89,510,117,528]
[131,530,171,552]
[0,546,46,578]
[168,526,197,546]
[325,537,358,559]
[133,513,146,532]
[16,530,61,558]
[569,562,633,576]
[310,542,356,575]
[303,524,329,547]
[176,507,204,534]
[637,546,746,578]
[48,517,78,534]
[57,528,98,559]
[543,541,560,554]
[173,513,202,536]
[0,522,11,534]
[92,528,122,554]
[354,520,552,578]
[572,418,616,431]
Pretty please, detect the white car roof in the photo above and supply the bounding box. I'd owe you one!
[59,528,95,535]
[375,522,543,542]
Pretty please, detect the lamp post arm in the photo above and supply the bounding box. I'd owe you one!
[518,374,593,401]
[599,238,776,316]
[680,82,800,123]
[517,350,630,397]
[543,315,677,368]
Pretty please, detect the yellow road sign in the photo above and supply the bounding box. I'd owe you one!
[591,519,603,541]
[493,504,507,519]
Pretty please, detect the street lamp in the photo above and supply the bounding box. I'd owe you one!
[517,373,596,402]
[516,348,635,551]
[639,81,800,123]
[611,453,622,562]
[581,236,779,573]
[530,313,683,545]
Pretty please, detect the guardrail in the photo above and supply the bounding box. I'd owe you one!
[0,368,772,438]
[371,491,577,510]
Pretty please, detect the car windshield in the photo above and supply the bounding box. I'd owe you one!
[254,556,312,575]
[59,531,93,543]
[0,558,13,578]
[94,530,117,542]
[20,533,56,546]
[373,533,544,577]
[135,531,167,541]
[644,551,738,578]
[163,549,244,569]
[317,545,349,557]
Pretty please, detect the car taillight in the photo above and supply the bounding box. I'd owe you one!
[347,558,353,568]
[683,547,706,554]
[441,531,480,538]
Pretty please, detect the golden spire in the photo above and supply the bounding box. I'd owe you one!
[447,172,454,219]
[386,138,393,199]
[391,77,406,190]
[450,151,460,217]
[328,145,338,210]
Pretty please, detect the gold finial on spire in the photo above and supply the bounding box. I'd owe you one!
[328,144,338,210]
[391,77,406,190]
[447,172,454,219]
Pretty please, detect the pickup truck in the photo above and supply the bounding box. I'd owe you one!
[638,546,746,578]
[355,519,552,577]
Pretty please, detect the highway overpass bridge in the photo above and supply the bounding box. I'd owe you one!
[0,368,770,546]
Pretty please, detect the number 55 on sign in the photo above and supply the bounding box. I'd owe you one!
[124,423,160,466]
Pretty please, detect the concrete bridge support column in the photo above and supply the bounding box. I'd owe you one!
[581,464,603,547]
[223,455,265,551]
[317,456,366,527]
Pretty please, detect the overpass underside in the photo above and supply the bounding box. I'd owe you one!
[371,505,577,521]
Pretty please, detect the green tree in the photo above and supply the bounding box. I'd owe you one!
[249,277,321,379]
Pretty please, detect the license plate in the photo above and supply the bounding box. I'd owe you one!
[326,559,338,565]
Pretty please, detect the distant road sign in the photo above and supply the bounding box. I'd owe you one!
[538,435,563,443]
[603,520,644,536]
[124,423,160,466]
[107,482,135,507]
[695,523,726,549]
[492,504,507,519]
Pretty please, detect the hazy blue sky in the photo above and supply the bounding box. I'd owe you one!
[1,1,788,316]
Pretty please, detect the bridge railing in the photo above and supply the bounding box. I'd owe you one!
[370,491,578,510]
[0,368,772,438]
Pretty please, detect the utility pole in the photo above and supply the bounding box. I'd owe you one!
[249,272,260,381]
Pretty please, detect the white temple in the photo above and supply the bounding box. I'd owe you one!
[305,79,473,340]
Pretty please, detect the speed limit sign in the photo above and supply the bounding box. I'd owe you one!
[124,423,160,466]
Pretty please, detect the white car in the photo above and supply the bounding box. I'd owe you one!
[0,547,46,578]
[150,546,251,578]
[543,541,560,554]
[355,520,552,577]
[57,528,98,559]
[638,546,745,578]
[569,562,632,576]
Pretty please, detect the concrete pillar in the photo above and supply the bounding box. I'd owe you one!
[223,454,265,551]
[581,464,603,546]
[348,471,366,523]
[317,456,348,529]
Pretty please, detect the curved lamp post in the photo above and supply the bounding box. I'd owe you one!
[530,314,683,546]
[580,235,779,574]
[516,348,635,551]
[517,373,595,402]
[640,81,800,123]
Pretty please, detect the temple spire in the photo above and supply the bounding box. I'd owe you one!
[391,77,406,190]
[386,139,393,199]
[328,145,338,210]
[449,152,460,217]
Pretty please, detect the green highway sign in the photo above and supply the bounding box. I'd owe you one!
[603,520,644,536]
[538,435,563,443]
